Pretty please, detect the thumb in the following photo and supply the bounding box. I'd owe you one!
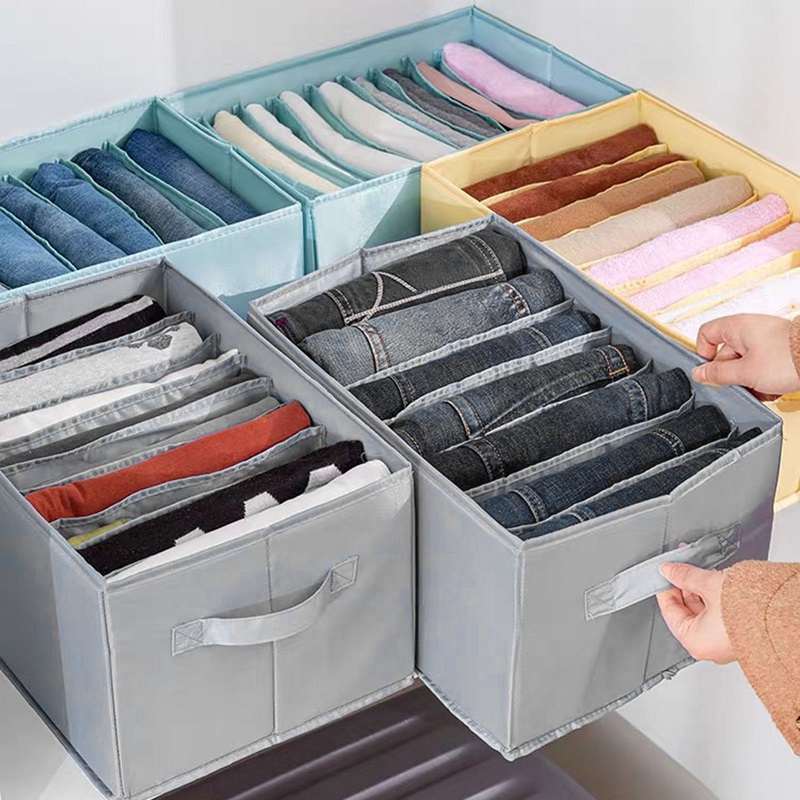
[692,357,750,387]
[660,562,713,596]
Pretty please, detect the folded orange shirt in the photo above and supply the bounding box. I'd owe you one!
[26,401,311,522]
[464,124,659,200]
[490,152,685,223]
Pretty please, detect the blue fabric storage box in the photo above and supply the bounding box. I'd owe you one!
[0,98,303,317]
[166,6,632,271]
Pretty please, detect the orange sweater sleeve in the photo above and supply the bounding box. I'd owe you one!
[721,561,800,754]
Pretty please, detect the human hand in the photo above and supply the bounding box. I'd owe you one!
[691,314,800,398]
[656,562,735,664]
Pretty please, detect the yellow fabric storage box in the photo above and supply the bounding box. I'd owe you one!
[420,90,800,506]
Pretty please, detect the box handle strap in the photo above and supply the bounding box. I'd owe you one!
[584,526,740,621]
[171,556,358,655]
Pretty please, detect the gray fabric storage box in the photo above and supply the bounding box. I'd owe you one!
[249,214,782,759]
[0,260,415,799]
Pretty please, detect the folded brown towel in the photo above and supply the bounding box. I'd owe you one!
[520,161,705,240]
[490,152,685,223]
[464,123,659,200]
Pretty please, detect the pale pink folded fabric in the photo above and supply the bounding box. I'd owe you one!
[416,61,535,129]
[674,270,800,342]
[587,193,788,287]
[441,42,584,118]
[630,223,800,312]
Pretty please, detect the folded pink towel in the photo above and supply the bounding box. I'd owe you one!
[416,61,535,129]
[441,42,584,118]
[630,223,800,312]
[587,194,788,287]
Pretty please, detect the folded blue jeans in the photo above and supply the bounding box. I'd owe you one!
[479,405,731,528]
[0,211,71,288]
[427,368,693,490]
[517,428,761,538]
[73,149,204,244]
[122,129,258,225]
[392,344,639,456]
[350,309,600,420]
[269,230,525,344]
[28,163,160,255]
[301,269,565,384]
[0,181,125,268]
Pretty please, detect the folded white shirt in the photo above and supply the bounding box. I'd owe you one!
[318,81,455,161]
[0,359,215,443]
[110,459,391,581]
[279,91,415,177]
[245,103,354,179]
[214,110,338,194]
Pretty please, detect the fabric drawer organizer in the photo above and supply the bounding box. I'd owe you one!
[0,260,414,800]
[0,98,303,317]
[419,90,800,505]
[166,6,631,271]
[249,215,781,759]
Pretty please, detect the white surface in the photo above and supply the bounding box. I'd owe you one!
[0,0,466,142]
[481,0,800,173]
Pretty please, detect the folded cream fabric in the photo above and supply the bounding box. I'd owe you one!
[244,103,355,177]
[279,91,415,177]
[589,193,790,290]
[546,175,754,266]
[415,61,535,129]
[354,77,478,148]
[110,459,390,581]
[214,110,338,193]
[465,124,659,200]
[441,42,584,117]
[318,81,455,161]
[490,153,684,222]
[0,322,203,419]
[673,269,800,342]
[0,359,218,443]
[519,161,705,240]
[631,223,800,313]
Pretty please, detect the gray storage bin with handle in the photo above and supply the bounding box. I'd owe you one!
[249,214,782,759]
[0,259,415,799]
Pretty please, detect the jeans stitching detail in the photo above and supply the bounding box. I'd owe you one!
[650,428,685,456]
[326,287,353,321]
[355,322,391,372]
[465,233,504,277]
[514,485,549,523]
[499,282,531,318]
[445,398,476,439]
[391,373,413,408]
[468,437,507,483]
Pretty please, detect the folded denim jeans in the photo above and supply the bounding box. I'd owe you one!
[28,162,160,254]
[81,441,366,575]
[479,406,731,527]
[427,368,692,490]
[72,148,205,243]
[392,344,639,455]
[270,230,525,343]
[122,129,258,225]
[0,295,165,374]
[350,309,600,419]
[0,210,71,288]
[300,269,565,384]
[518,428,761,538]
[0,180,125,267]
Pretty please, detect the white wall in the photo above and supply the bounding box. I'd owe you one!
[480,0,800,172]
[0,0,466,141]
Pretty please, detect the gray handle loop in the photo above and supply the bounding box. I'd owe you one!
[585,526,740,621]
[172,556,358,655]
